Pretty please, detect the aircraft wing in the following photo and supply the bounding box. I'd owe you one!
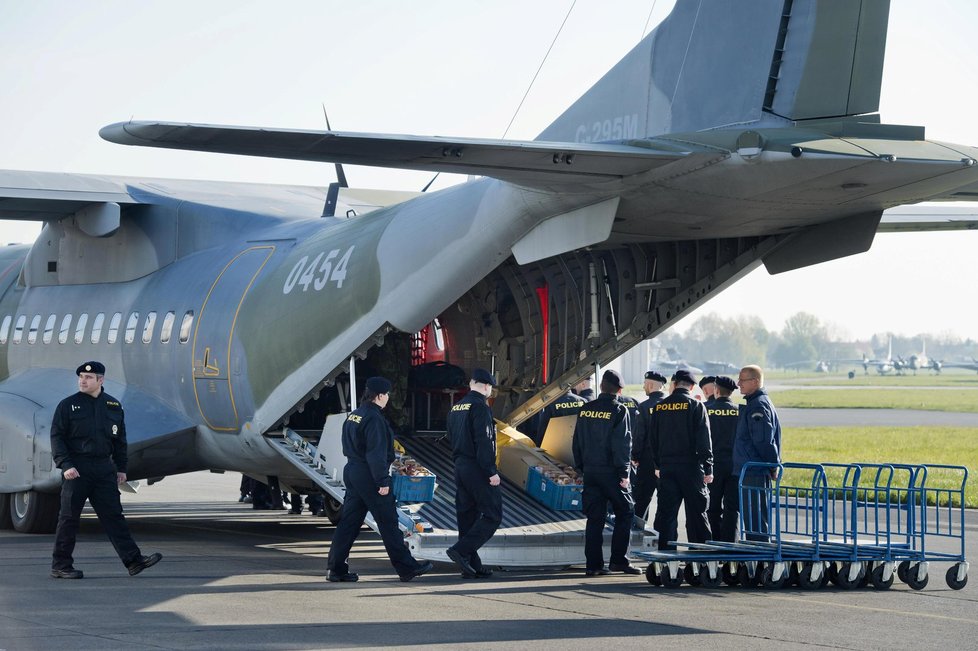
[99,121,691,188]
[879,205,978,232]
[0,170,140,221]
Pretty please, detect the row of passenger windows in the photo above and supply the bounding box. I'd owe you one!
[0,310,195,346]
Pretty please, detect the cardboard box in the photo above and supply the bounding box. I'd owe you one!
[392,474,436,502]
[526,466,583,511]
[497,444,547,489]
[540,414,578,466]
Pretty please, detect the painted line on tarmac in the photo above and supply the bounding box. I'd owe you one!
[770,595,978,625]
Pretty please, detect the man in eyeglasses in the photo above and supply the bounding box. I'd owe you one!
[733,365,782,542]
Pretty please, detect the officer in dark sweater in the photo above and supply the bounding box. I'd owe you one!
[650,369,714,550]
[733,365,782,542]
[631,370,667,526]
[706,376,740,542]
[535,388,586,446]
[326,376,433,583]
[572,369,639,576]
[50,361,162,579]
[446,368,501,579]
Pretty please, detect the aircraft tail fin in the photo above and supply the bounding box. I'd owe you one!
[537,0,891,142]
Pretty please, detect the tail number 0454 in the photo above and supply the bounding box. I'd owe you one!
[283,246,355,294]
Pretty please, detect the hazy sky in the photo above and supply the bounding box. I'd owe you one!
[1,0,977,341]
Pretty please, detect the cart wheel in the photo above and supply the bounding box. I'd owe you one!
[836,562,865,590]
[788,562,801,587]
[897,560,911,583]
[645,562,661,586]
[761,562,787,589]
[869,563,894,590]
[699,563,723,588]
[826,562,840,586]
[660,564,683,589]
[684,563,702,586]
[797,562,823,590]
[946,563,968,590]
[736,562,761,588]
[721,562,740,586]
[906,563,929,591]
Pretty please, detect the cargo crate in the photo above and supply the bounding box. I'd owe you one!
[526,466,583,511]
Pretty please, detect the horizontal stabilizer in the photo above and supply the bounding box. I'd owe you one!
[99,121,688,189]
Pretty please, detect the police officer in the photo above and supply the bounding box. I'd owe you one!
[699,376,717,407]
[445,369,501,579]
[50,361,162,579]
[733,365,782,542]
[574,378,595,402]
[650,370,713,551]
[535,387,585,446]
[326,377,433,582]
[572,369,639,575]
[707,376,740,542]
[631,370,667,526]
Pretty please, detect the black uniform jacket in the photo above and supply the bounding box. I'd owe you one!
[632,390,666,463]
[51,390,128,473]
[650,387,713,476]
[341,402,395,489]
[572,392,631,479]
[448,391,498,477]
[707,396,739,475]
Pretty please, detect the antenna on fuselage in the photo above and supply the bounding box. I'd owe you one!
[322,106,349,217]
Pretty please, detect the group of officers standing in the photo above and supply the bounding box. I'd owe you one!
[327,363,781,582]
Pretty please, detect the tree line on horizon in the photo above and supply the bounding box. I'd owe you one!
[657,312,978,370]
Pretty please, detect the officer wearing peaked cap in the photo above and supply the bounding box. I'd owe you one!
[446,369,501,578]
[326,376,433,583]
[699,375,717,407]
[707,376,740,542]
[631,370,667,526]
[50,362,162,579]
[651,369,713,550]
[572,369,638,575]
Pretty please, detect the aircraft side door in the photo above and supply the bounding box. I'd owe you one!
[192,246,275,432]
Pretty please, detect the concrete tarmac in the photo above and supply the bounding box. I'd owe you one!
[2,471,975,651]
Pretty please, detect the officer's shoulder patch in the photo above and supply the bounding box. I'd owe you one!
[751,412,764,421]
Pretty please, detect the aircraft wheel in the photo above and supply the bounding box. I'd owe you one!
[946,563,968,590]
[11,490,60,534]
[0,493,13,529]
[322,497,342,525]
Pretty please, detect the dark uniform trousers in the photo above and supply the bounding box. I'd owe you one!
[453,458,502,567]
[582,470,633,570]
[707,465,739,542]
[631,463,657,522]
[327,462,420,577]
[653,464,711,551]
[739,471,772,542]
[52,458,141,570]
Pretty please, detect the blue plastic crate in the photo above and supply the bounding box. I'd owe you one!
[526,466,583,511]
[392,474,436,502]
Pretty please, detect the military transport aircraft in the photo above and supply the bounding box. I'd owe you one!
[3,1,978,542]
